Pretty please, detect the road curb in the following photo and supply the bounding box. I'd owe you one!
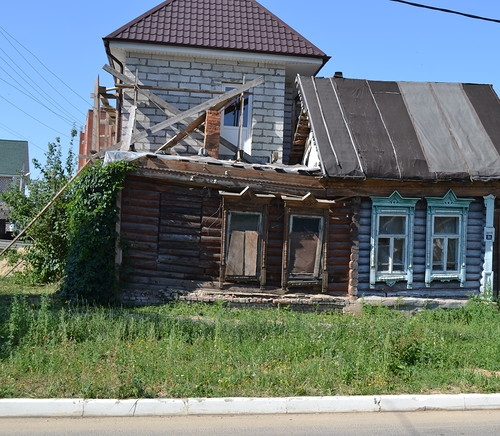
[2,394,500,417]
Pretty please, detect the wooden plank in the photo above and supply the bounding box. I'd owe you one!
[226,231,245,276]
[153,77,264,153]
[95,74,263,155]
[245,231,259,276]
[121,105,136,151]
[104,64,258,163]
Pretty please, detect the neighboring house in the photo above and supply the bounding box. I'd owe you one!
[84,0,500,305]
[0,139,29,238]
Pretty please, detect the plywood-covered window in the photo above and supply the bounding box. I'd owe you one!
[219,187,274,288]
[225,212,261,278]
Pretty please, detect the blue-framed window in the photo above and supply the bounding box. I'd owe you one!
[370,192,419,288]
[425,190,473,287]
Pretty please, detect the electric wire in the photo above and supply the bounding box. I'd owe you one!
[0,25,91,110]
[390,0,500,23]
[0,45,83,124]
[0,94,71,139]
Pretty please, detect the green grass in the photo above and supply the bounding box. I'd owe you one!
[1,277,500,399]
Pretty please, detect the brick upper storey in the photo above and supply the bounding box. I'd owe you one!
[104,0,329,60]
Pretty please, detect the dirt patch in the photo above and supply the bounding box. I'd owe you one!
[0,257,25,277]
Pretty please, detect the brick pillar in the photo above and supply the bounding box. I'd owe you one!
[204,110,221,158]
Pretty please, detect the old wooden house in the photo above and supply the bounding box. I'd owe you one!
[81,0,500,306]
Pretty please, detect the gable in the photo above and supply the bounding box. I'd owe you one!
[104,0,329,61]
[297,76,500,182]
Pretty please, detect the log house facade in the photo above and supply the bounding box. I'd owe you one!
[82,0,500,305]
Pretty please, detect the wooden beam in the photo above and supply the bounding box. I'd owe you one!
[121,105,136,151]
[92,77,100,153]
[103,64,185,119]
[153,78,263,153]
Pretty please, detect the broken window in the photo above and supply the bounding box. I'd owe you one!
[288,215,323,279]
[281,193,334,291]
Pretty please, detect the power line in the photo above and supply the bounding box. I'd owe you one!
[0,94,71,139]
[0,29,87,122]
[0,74,77,126]
[0,122,47,152]
[390,0,500,23]
[0,25,92,109]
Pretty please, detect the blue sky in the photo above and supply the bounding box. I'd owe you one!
[1,0,499,178]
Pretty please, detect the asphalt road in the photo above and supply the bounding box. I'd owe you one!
[1,410,499,435]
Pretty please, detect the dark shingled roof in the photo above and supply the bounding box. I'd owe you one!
[297,76,500,182]
[104,0,329,60]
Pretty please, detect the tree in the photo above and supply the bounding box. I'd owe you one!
[1,131,76,283]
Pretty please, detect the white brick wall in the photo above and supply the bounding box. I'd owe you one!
[121,52,293,163]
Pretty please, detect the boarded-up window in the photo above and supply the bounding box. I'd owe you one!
[288,215,323,279]
[226,212,261,277]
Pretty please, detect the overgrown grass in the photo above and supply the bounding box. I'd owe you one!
[1,278,500,399]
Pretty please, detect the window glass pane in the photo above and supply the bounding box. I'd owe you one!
[224,88,249,127]
[432,237,444,270]
[377,238,390,271]
[291,216,321,233]
[447,238,459,271]
[434,216,458,234]
[379,216,406,235]
[229,212,259,231]
[392,238,405,272]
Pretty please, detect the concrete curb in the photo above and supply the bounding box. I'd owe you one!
[2,394,500,417]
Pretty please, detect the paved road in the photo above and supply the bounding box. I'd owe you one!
[1,410,499,435]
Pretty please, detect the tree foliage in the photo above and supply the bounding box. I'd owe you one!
[1,132,77,283]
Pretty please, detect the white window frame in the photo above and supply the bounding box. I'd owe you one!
[370,192,419,288]
[221,83,253,155]
[425,190,473,287]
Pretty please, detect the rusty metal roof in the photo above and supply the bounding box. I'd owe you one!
[104,0,329,60]
[297,76,500,182]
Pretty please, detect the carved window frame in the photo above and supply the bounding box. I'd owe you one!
[425,190,473,287]
[370,192,419,288]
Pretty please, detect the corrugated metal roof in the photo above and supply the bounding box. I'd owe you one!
[104,0,329,60]
[297,76,500,181]
[0,139,29,176]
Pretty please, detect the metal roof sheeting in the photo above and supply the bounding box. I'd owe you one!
[104,0,329,60]
[297,76,500,181]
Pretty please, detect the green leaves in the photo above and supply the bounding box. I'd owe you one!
[59,160,134,305]
[1,133,76,283]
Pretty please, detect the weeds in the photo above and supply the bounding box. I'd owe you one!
[1,282,500,398]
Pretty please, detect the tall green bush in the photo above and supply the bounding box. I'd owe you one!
[59,160,133,304]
